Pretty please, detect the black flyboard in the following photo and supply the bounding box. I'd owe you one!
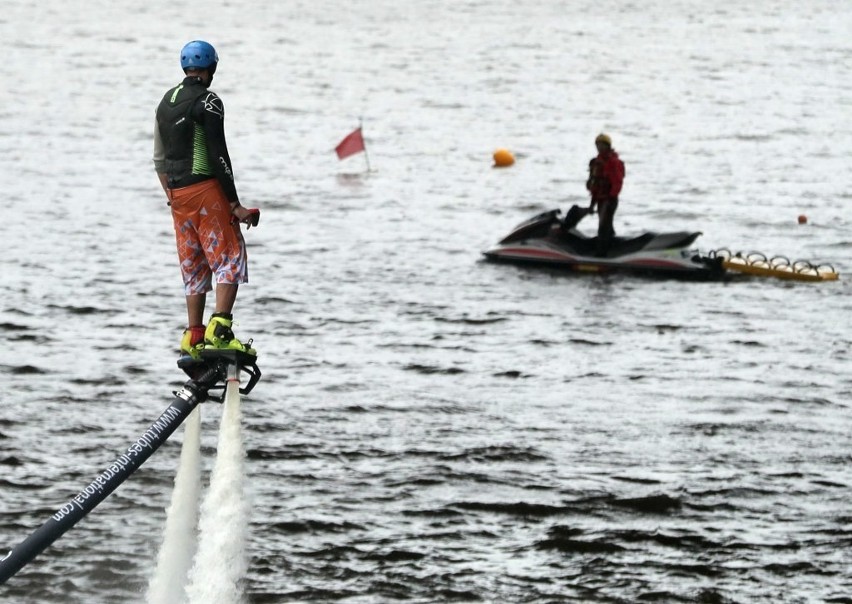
[178,349,261,402]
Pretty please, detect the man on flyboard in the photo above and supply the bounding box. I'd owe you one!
[153,40,260,360]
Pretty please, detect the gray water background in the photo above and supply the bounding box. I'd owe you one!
[1,0,851,602]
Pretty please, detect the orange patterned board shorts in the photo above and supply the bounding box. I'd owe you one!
[168,179,248,296]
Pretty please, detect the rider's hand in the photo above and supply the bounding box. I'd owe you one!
[232,205,260,229]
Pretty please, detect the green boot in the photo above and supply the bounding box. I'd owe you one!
[180,325,206,359]
[204,313,256,355]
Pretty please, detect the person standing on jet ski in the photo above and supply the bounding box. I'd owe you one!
[586,133,625,255]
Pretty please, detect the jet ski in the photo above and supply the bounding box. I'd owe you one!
[482,206,726,280]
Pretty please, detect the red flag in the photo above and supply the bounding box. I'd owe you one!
[335,127,365,160]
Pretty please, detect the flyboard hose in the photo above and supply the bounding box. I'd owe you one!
[710,249,840,282]
[0,352,260,585]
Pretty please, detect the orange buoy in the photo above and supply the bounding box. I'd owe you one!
[493,148,515,167]
[798,214,808,224]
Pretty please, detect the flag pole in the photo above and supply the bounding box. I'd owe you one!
[360,117,372,173]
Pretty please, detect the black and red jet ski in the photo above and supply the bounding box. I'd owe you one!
[483,206,726,280]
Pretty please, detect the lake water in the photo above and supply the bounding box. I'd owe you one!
[1,0,850,602]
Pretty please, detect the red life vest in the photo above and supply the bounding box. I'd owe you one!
[587,150,625,200]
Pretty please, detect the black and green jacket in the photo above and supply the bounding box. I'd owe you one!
[154,76,239,204]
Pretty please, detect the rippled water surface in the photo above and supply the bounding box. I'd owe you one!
[2,1,851,602]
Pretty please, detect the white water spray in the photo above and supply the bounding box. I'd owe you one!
[185,376,249,604]
[146,406,202,604]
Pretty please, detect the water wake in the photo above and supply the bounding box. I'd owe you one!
[185,378,249,604]
[147,376,249,604]
[146,407,202,604]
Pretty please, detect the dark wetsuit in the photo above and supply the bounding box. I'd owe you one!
[153,76,239,204]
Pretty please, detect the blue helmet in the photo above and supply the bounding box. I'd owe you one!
[180,40,218,73]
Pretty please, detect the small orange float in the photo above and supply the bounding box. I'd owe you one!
[493,148,515,167]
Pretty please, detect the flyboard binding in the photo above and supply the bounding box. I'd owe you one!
[177,348,261,403]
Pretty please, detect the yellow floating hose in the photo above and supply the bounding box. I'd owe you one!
[710,249,839,282]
